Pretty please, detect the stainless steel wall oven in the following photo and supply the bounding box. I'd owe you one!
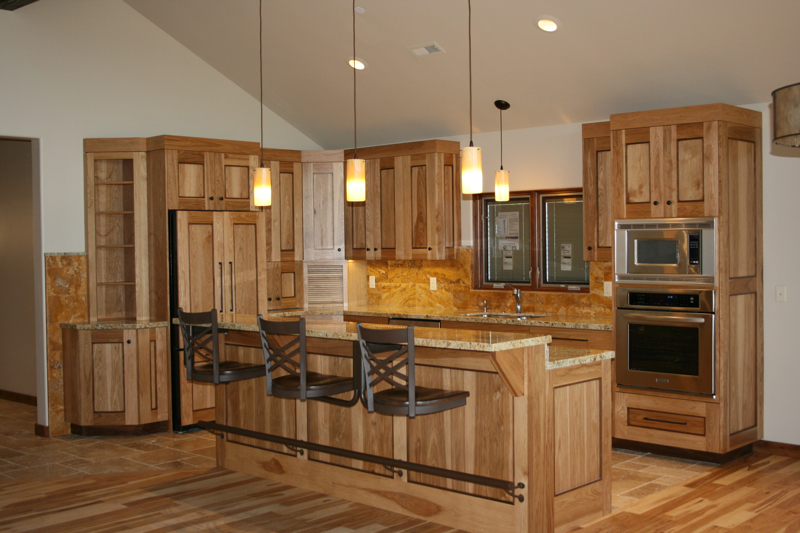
[616,287,715,395]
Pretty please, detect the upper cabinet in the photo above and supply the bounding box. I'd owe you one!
[84,140,150,321]
[582,122,613,262]
[611,104,762,220]
[344,140,461,261]
[263,148,304,262]
[152,136,260,212]
[302,151,346,261]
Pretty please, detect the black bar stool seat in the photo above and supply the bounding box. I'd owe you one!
[357,324,469,418]
[192,360,266,381]
[272,371,354,399]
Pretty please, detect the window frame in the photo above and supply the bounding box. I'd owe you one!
[472,187,589,293]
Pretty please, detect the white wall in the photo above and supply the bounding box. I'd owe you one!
[451,104,800,446]
[0,139,37,397]
[0,0,322,425]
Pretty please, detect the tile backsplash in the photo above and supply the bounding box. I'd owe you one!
[366,247,612,317]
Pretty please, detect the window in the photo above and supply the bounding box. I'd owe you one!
[473,188,589,292]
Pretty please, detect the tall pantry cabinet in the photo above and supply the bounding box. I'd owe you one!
[584,104,764,457]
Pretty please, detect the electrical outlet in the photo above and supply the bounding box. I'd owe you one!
[369,276,375,289]
[430,277,437,291]
[776,285,787,302]
[604,281,612,297]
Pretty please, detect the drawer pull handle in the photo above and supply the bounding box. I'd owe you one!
[643,417,687,426]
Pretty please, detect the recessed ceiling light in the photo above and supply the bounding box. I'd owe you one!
[354,6,365,14]
[536,15,560,32]
[348,57,367,70]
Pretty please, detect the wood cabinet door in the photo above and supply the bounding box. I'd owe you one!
[671,122,717,217]
[217,153,258,211]
[168,150,212,210]
[266,261,304,310]
[135,327,169,425]
[583,131,613,262]
[267,160,303,261]
[303,161,345,260]
[222,211,268,315]
[613,127,653,219]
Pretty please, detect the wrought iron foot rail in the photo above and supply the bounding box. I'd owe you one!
[198,421,525,501]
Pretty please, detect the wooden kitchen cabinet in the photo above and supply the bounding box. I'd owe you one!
[63,325,169,433]
[263,148,304,261]
[344,140,461,260]
[302,151,346,261]
[582,122,613,262]
[84,144,150,321]
[266,261,304,310]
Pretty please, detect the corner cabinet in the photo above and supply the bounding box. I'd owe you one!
[63,324,169,434]
[344,140,461,261]
[84,144,150,321]
[582,122,613,262]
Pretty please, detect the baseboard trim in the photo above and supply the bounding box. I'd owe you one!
[613,437,753,464]
[754,440,800,458]
[0,389,36,406]
[34,424,50,438]
[70,421,169,437]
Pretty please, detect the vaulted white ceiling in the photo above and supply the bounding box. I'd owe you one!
[123,0,800,149]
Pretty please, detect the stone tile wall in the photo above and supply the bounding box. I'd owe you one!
[367,247,612,316]
[44,253,88,437]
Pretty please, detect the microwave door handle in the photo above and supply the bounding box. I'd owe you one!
[625,313,706,324]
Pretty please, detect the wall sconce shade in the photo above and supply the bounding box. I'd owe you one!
[461,145,483,194]
[253,166,272,206]
[346,158,366,202]
[773,82,800,147]
[494,169,509,202]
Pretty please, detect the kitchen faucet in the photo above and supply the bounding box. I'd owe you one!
[511,288,522,314]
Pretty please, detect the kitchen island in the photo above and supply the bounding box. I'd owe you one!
[202,314,614,533]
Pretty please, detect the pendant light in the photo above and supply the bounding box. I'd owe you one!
[345,0,366,202]
[253,0,272,207]
[494,100,510,202]
[772,82,800,147]
[461,0,482,194]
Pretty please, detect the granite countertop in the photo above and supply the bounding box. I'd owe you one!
[60,319,170,330]
[547,346,615,369]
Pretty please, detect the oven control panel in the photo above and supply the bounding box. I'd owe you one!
[628,292,700,309]
[617,287,715,313]
[688,233,701,265]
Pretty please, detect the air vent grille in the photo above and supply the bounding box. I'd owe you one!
[408,42,445,58]
[306,264,344,307]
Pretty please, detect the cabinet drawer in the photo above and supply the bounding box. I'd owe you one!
[628,408,705,436]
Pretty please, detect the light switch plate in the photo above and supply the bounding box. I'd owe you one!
[777,285,787,302]
[430,277,437,291]
[604,281,612,297]
[369,276,375,289]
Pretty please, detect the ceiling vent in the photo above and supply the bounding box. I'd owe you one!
[407,42,445,58]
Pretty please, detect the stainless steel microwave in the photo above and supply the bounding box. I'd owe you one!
[615,218,716,284]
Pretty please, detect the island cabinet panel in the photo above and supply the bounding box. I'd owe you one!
[306,353,393,477]
[582,123,613,262]
[408,367,515,502]
[553,379,601,494]
[165,149,259,212]
[63,327,169,430]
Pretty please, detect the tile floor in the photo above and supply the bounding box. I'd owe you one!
[0,399,720,512]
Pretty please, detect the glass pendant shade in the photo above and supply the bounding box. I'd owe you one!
[494,169,510,202]
[461,145,483,194]
[346,158,366,202]
[772,82,800,147]
[253,166,272,206]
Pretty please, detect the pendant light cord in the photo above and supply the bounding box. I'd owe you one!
[500,109,503,170]
[353,0,358,159]
[259,0,264,168]
[468,0,473,147]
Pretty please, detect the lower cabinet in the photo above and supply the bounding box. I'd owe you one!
[63,326,169,432]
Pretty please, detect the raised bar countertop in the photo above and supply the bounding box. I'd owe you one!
[60,318,169,330]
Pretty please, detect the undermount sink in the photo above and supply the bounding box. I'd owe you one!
[463,312,548,321]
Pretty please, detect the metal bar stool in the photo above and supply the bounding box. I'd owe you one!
[258,315,359,405]
[177,308,266,384]
[356,324,469,418]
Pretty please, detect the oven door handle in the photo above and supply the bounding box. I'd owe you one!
[624,313,707,324]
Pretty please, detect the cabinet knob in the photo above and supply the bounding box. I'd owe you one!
[588,246,593,250]
[653,201,659,206]
[366,248,371,251]
[338,248,341,252]
[218,197,223,201]
[276,297,281,301]
[428,247,432,251]
[208,196,213,201]
[667,200,672,205]
[126,340,131,344]
[267,297,272,301]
